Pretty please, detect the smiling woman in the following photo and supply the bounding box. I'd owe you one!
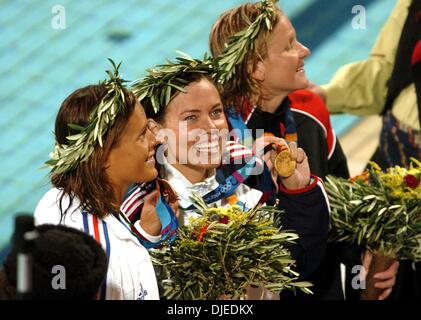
[130,53,334,301]
[208,0,398,300]
[250,13,311,107]
[32,62,174,300]
[156,76,228,184]
[142,72,263,222]
[105,103,158,193]
[131,56,265,225]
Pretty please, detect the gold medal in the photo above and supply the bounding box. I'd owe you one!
[274,150,296,178]
[262,132,296,177]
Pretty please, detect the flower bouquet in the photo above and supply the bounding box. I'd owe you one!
[150,194,312,300]
[325,160,421,300]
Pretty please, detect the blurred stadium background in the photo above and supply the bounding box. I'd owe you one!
[0,0,396,257]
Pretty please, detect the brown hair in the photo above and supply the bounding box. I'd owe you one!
[51,84,137,219]
[142,73,214,124]
[141,73,218,179]
[209,2,281,108]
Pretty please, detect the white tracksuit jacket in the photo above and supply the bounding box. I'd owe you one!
[34,188,159,300]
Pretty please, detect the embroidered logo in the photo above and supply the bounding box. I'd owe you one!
[220,180,233,193]
[137,283,148,300]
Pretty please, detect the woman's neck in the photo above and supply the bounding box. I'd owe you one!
[112,182,129,207]
[172,163,212,185]
[256,92,288,114]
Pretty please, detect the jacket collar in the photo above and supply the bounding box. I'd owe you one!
[163,160,218,209]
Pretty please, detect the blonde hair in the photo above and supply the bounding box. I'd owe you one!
[209,2,282,108]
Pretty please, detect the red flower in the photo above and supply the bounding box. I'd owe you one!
[350,171,369,184]
[404,174,420,188]
[197,224,209,242]
[219,215,229,224]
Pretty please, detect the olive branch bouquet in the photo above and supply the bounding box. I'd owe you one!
[151,194,312,300]
[325,160,421,260]
[325,160,421,299]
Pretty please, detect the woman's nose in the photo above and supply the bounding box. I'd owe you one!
[147,128,159,148]
[203,116,218,131]
[147,120,164,145]
[297,41,310,59]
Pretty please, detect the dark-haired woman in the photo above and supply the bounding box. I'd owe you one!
[35,74,176,299]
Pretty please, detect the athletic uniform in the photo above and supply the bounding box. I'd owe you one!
[226,89,351,298]
[34,188,160,300]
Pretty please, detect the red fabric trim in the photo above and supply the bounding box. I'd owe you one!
[128,206,142,222]
[230,154,253,161]
[92,215,101,300]
[411,40,421,65]
[123,194,142,216]
[92,215,101,243]
[240,96,254,121]
[289,89,335,155]
[278,174,319,194]
[226,145,248,152]
[121,186,141,211]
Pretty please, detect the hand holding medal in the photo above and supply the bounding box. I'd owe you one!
[139,179,180,236]
[272,141,296,178]
[261,132,296,177]
[258,133,310,190]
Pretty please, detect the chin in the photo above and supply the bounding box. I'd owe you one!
[142,167,158,182]
[296,77,310,89]
[193,160,221,171]
[190,147,223,168]
[189,152,221,169]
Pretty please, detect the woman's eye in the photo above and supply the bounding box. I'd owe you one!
[184,115,197,122]
[139,129,147,140]
[211,109,223,117]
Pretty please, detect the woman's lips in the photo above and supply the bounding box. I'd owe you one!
[146,153,156,164]
[193,140,220,154]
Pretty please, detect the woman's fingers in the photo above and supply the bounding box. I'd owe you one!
[170,201,180,219]
[378,288,392,301]
[296,148,306,163]
[373,261,399,280]
[143,190,159,209]
[362,250,373,274]
[139,190,161,236]
[270,137,289,152]
[254,136,287,156]
[374,277,396,289]
[264,151,274,170]
[287,142,298,160]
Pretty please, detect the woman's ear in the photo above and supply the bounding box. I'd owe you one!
[250,60,265,81]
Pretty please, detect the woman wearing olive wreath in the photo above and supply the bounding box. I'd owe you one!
[209,0,399,300]
[34,61,178,300]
